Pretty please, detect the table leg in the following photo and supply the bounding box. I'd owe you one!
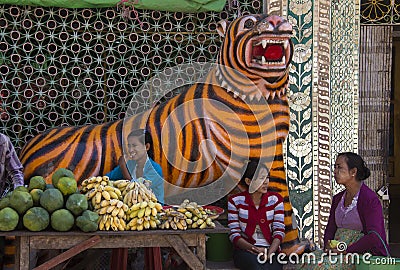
[16,236,30,270]
[197,234,206,268]
[165,235,204,270]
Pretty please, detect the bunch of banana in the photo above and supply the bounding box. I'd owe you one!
[123,181,157,207]
[80,176,111,193]
[97,199,129,231]
[175,199,216,229]
[125,200,163,231]
[85,184,123,208]
[158,207,189,230]
[112,179,131,194]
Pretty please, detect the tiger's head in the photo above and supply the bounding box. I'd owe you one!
[216,14,293,101]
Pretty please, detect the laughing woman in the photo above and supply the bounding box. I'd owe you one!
[106,129,164,204]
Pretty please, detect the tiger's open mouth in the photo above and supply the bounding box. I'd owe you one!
[251,39,289,66]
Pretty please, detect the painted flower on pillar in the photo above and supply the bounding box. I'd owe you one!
[289,0,312,15]
[288,92,310,111]
[293,43,312,64]
[289,138,311,157]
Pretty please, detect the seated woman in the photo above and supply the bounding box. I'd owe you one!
[106,129,164,204]
[300,152,390,269]
[106,129,164,269]
[228,160,284,270]
[325,152,390,255]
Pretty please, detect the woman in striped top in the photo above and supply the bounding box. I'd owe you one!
[228,160,285,270]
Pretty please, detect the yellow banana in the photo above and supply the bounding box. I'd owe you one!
[113,188,122,196]
[95,191,102,204]
[150,220,157,229]
[105,216,111,230]
[109,191,119,200]
[176,221,184,230]
[99,207,108,215]
[143,220,150,229]
[154,203,162,211]
[137,208,146,218]
[130,203,140,211]
[144,206,152,217]
[104,186,114,192]
[116,201,124,208]
[140,201,148,209]
[107,205,116,214]
[110,199,119,206]
[91,196,97,207]
[102,191,111,200]
[151,207,158,217]
[130,210,139,219]
[164,221,170,229]
[100,200,110,207]
[199,222,207,229]
[170,221,177,230]
[111,207,120,217]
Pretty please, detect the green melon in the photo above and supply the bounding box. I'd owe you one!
[9,191,33,215]
[28,176,46,191]
[76,210,99,232]
[66,193,88,216]
[23,207,50,232]
[0,207,19,231]
[30,189,44,206]
[52,168,75,188]
[39,189,64,213]
[57,177,77,196]
[51,209,74,231]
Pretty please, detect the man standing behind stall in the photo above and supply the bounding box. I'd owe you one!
[0,132,24,196]
[0,132,25,269]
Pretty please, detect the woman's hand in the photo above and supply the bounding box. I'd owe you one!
[249,246,266,255]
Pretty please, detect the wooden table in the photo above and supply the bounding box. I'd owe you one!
[0,221,229,270]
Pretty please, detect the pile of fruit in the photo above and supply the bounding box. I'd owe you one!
[0,168,99,232]
[0,169,222,232]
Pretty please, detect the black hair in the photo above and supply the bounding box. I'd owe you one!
[239,159,268,187]
[337,152,371,181]
[127,129,154,159]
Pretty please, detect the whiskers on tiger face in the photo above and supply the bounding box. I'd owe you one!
[216,14,294,102]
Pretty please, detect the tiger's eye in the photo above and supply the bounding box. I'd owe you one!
[244,19,254,28]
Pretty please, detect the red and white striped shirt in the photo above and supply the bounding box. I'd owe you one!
[228,191,285,247]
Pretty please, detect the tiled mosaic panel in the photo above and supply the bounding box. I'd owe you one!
[286,0,314,240]
[330,1,359,194]
[0,1,262,152]
[361,0,400,25]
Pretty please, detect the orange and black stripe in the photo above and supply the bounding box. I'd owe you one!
[19,14,302,253]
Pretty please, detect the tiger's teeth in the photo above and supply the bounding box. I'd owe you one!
[249,95,255,101]
[261,40,267,49]
[264,91,270,99]
[261,56,267,64]
[270,91,276,99]
[226,87,232,93]
[233,91,239,98]
[221,80,228,88]
[284,40,289,49]
[256,93,262,101]
[242,94,246,100]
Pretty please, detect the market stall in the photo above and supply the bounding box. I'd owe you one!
[0,222,229,270]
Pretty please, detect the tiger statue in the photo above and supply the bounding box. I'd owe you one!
[20,14,305,253]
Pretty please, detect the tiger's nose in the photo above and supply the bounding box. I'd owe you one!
[266,15,284,27]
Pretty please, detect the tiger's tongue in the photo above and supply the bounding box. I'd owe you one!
[253,44,283,61]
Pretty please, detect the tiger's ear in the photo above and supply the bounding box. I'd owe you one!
[216,20,229,37]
